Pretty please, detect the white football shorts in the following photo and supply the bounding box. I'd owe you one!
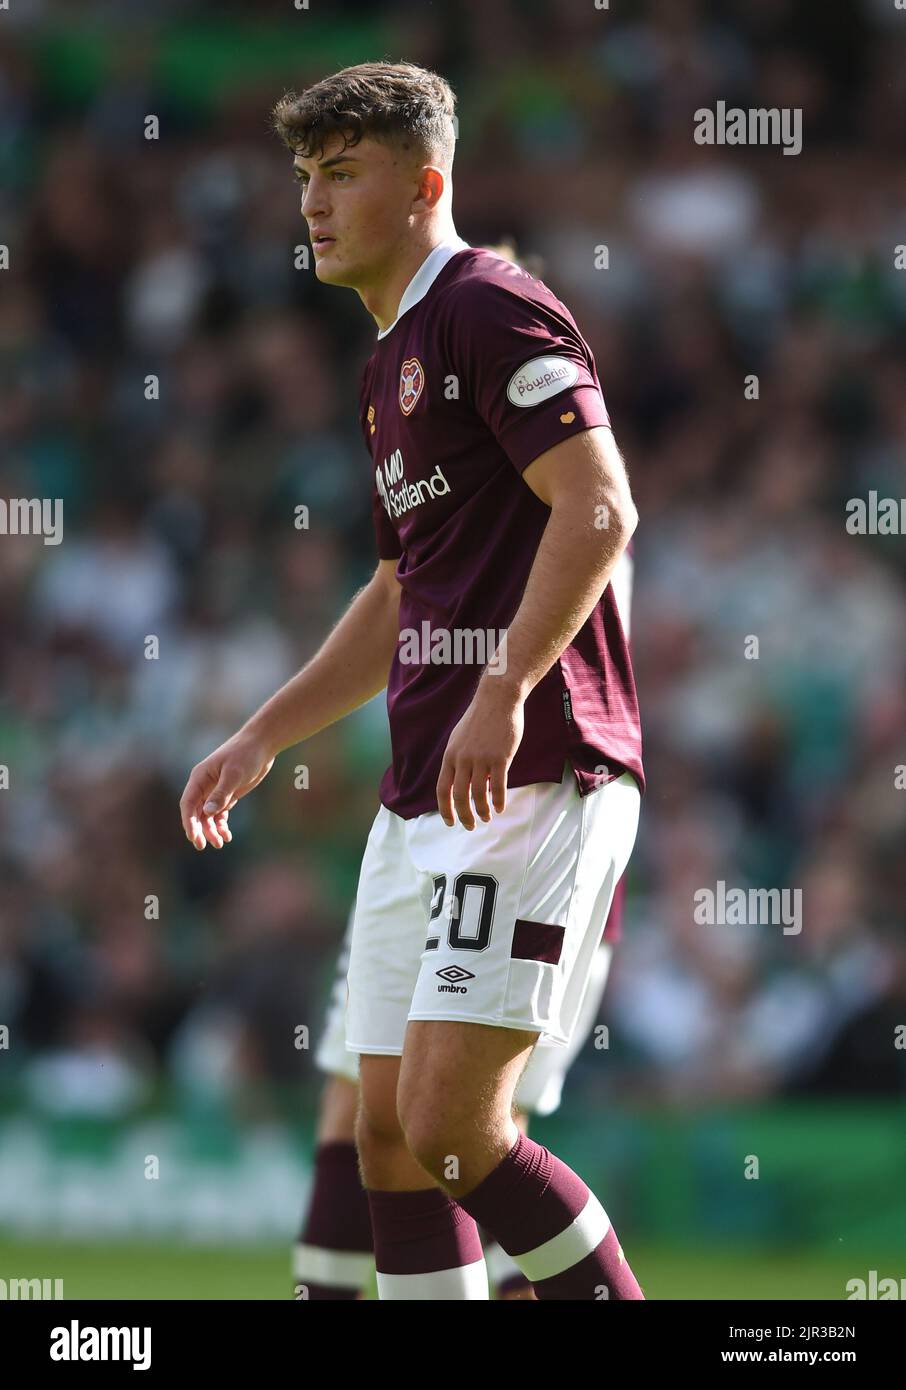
[341,763,639,1058]
[316,916,613,1117]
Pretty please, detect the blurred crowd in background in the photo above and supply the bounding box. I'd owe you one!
[1,0,906,1124]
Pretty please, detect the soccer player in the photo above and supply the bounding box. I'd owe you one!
[180,61,645,1300]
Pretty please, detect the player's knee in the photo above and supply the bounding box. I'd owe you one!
[357,1055,402,1127]
[399,1107,465,1180]
[355,1104,405,1172]
[356,1066,405,1156]
[402,1125,454,1181]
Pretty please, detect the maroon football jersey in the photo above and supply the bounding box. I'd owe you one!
[359,239,644,820]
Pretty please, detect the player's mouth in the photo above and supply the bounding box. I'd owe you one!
[312,234,336,253]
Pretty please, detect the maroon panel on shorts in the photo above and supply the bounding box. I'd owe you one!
[511,919,566,965]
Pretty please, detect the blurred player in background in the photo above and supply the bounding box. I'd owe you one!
[181,62,645,1300]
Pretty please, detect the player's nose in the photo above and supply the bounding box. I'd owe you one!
[301,176,329,220]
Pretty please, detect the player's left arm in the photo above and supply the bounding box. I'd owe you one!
[436,424,636,829]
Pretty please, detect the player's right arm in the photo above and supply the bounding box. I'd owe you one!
[179,559,401,850]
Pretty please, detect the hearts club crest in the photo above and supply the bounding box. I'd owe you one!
[399,357,425,415]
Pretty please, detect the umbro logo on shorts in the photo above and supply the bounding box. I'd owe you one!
[436,965,475,994]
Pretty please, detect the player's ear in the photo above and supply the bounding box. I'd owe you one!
[413,165,445,215]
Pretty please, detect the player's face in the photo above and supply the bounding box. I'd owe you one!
[293,134,428,289]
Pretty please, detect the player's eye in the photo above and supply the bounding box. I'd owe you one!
[294,171,348,190]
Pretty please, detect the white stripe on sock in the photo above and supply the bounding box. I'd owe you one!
[293,1242,375,1289]
[376,1257,489,1300]
[515,1192,611,1283]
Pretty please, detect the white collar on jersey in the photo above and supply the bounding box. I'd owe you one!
[376,233,471,339]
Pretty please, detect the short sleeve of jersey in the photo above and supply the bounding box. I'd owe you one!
[360,361,403,561]
[442,273,611,474]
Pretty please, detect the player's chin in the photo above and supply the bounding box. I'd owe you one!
[313,249,350,284]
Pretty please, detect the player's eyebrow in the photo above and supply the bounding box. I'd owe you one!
[293,155,361,179]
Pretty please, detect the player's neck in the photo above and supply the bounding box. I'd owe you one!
[361,225,458,333]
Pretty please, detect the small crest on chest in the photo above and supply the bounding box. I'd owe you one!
[399,357,425,415]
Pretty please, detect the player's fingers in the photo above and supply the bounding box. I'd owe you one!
[201,814,224,849]
[451,762,476,831]
[472,767,492,823]
[187,813,207,851]
[436,756,456,827]
[214,810,232,843]
[180,767,216,844]
[489,761,507,814]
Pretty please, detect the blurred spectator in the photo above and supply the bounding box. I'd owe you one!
[1,0,905,1116]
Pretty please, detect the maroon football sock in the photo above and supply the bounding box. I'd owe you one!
[294,1140,374,1300]
[367,1187,488,1299]
[458,1133,644,1300]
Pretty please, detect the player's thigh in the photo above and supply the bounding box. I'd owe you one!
[398,1019,537,1133]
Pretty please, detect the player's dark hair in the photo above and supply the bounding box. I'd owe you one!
[272,61,456,168]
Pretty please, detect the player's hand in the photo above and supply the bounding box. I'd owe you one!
[436,680,525,829]
[180,730,276,850]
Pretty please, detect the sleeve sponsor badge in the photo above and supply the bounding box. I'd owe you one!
[506,355,579,407]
